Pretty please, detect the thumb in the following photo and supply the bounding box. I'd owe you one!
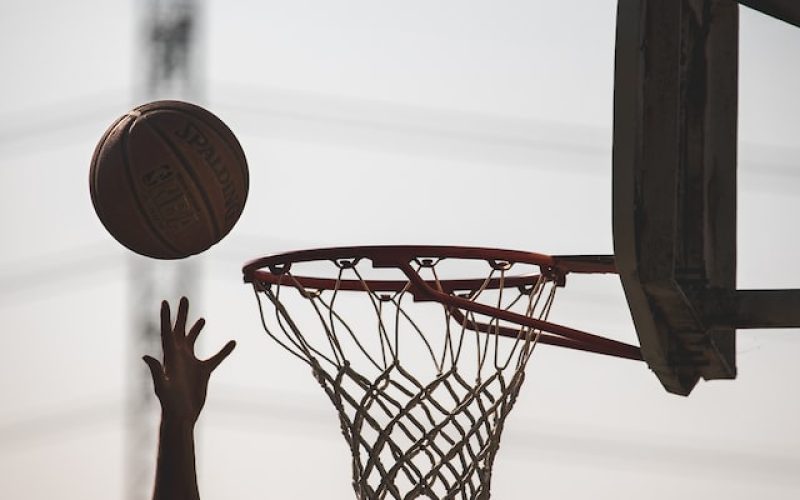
[142,355,166,397]
[205,340,236,373]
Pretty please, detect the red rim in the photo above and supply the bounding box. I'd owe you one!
[242,245,640,361]
[243,245,616,281]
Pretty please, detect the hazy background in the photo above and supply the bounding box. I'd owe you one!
[1,1,799,498]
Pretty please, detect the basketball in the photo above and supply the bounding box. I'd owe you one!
[89,100,249,259]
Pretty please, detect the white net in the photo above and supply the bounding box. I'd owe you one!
[250,256,557,499]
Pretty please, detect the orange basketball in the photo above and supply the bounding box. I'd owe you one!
[89,100,249,259]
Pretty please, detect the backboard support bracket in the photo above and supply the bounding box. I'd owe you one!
[699,289,800,329]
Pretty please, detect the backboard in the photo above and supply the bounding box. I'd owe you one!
[613,0,800,395]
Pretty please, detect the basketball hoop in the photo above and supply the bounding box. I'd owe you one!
[243,246,640,499]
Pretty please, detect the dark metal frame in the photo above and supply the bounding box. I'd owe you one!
[613,0,800,395]
[739,0,800,27]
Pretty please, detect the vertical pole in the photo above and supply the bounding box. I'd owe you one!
[126,1,204,499]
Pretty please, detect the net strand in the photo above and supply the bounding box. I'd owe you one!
[251,256,555,499]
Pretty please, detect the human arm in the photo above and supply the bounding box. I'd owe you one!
[143,297,236,500]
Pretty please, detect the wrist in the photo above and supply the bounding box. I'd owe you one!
[160,413,196,433]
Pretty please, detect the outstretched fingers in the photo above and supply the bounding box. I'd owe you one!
[187,318,206,348]
[162,297,200,353]
[160,300,177,361]
[204,340,236,373]
[157,296,235,373]
[174,296,189,337]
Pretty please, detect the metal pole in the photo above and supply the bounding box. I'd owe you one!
[126,1,204,499]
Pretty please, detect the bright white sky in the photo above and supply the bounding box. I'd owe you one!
[1,1,799,499]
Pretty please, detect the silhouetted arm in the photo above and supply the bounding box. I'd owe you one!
[143,297,236,500]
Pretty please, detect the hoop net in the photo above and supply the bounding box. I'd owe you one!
[246,248,564,499]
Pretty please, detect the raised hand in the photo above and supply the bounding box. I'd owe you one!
[143,297,236,424]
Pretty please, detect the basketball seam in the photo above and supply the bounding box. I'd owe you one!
[90,114,129,225]
[144,119,222,241]
[121,119,184,258]
[146,105,249,192]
